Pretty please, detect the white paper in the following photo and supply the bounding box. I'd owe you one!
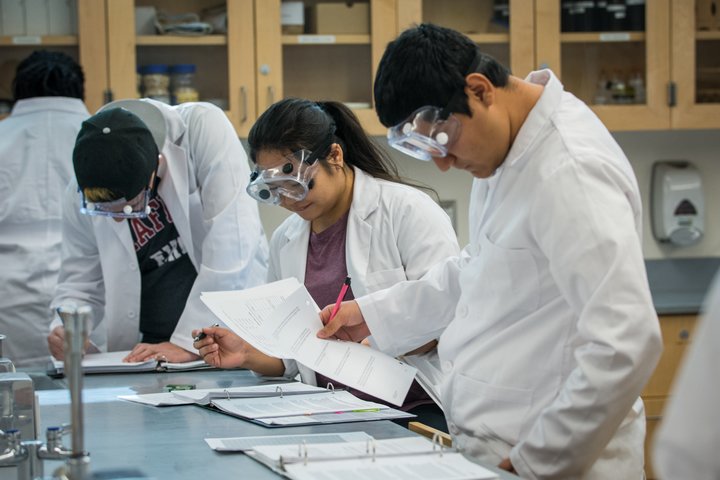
[201,280,417,406]
[201,278,302,357]
[261,287,416,406]
[211,390,388,420]
[118,392,191,407]
[253,408,414,426]
[204,431,372,452]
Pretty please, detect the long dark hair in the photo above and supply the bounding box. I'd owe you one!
[248,98,434,196]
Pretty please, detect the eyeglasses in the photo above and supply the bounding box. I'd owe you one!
[79,188,152,219]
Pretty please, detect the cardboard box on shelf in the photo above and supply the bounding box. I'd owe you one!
[422,0,495,34]
[135,6,157,35]
[282,1,305,35]
[307,2,370,35]
[696,0,717,31]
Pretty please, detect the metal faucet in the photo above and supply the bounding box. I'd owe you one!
[0,304,93,480]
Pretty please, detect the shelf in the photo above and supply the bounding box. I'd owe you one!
[560,32,646,43]
[696,31,720,40]
[136,35,227,46]
[281,34,371,45]
[466,33,510,44]
[0,35,78,46]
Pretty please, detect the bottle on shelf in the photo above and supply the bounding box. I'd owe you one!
[593,70,611,105]
[141,64,171,104]
[628,71,646,104]
[169,64,199,105]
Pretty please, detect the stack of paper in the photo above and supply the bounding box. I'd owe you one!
[201,278,417,406]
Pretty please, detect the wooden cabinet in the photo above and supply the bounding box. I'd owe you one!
[642,314,697,480]
[671,0,720,129]
[535,1,720,131]
[105,0,257,136]
[0,0,108,115]
[3,1,717,134]
[396,0,536,80]
[254,0,396,136]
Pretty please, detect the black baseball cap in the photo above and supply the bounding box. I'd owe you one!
[73,100,165,201]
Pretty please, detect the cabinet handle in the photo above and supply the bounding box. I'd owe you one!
[240,86,247,123]
[646,415,662,421]
[267,86,275,106]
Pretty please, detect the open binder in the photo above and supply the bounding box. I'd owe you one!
[202,385,415,428]
[47,350,211,377]
[249,435,499,479]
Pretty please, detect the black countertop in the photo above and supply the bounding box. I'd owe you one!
[645,257,720,315]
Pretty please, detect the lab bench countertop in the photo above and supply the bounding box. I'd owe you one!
[15,369,518,480]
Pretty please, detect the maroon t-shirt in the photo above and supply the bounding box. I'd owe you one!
[304,211,433,411]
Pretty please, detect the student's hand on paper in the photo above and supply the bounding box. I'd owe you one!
[47,325,93,360]
[123,342,199,363]
[317,300,370,342]
[498,457,517,474]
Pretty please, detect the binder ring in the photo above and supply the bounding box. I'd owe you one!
[276,385,284,399]
[326,382,335,394]
[302,440,308,466]
[370,439,376,462]
[224,389,230,400]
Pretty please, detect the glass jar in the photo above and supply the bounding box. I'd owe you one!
[141,64,171,104]
[170,64,199,105]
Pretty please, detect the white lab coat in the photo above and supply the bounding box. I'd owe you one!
[358,70,662,479]
[268,167,460,384]
[0,97,89,367]
[50,100,269,352]
[653,275,720,480]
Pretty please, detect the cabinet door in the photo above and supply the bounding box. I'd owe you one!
[0,0,108,115]
[535,0,671,131]
[254,0,395,136]
[106,0,256,136]
[396,0,535,80]
[671,0,720,129]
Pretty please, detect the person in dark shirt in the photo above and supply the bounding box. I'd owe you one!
[48,99,268,362]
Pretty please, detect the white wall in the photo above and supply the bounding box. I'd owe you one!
[253,130,720,260]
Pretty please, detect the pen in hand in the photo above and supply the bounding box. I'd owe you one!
[193,323,219,342]
[328,276,351,323]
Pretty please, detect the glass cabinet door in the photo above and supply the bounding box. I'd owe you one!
[0,0,108,115]
[535,0,671,131]
[254,0,396,136]
[397,0,536,81]
[106,0,256,136]
[671,0,720,129]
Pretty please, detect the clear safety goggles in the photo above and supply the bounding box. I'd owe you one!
[246,149,322,205]
[79,188,152,219]
[386,106,462,161]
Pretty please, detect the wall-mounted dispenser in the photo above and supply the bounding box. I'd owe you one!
[651,161,704,246]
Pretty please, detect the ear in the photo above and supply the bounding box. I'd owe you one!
[465,73,495,106]
[326,143,345,167]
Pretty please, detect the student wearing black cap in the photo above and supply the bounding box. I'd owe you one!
[48,99,268,363]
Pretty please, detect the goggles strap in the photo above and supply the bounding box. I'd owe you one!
[439,49,483,119]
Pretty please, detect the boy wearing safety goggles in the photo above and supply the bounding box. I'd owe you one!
[48,99,268,363]
[318,24,662,479]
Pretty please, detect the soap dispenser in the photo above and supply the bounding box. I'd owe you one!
[651,161,704,246]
